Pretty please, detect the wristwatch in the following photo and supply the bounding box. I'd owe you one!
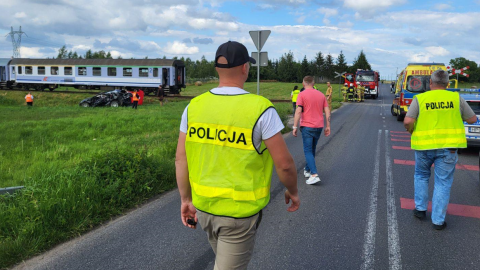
[293,126,298,129]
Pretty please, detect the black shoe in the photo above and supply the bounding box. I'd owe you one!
[433,222,447,230]
[413,209,426,220]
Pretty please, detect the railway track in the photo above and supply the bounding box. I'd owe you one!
[0,88,290,102]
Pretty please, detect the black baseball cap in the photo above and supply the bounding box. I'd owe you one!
[215,41,256,68]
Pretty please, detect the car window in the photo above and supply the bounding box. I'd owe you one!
[466,101,480,115]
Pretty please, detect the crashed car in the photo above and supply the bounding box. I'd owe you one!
[79,89,133,107]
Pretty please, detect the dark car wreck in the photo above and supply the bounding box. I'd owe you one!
[79,89,133,107]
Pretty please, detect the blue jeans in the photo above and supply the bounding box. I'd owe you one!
[414,149,458,225]
[301,127,323,175]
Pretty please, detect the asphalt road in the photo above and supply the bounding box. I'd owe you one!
[13,84,480,270]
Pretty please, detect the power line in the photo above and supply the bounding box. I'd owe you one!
[5,26,27,58]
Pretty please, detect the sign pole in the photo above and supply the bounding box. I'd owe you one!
[257,31,260,95]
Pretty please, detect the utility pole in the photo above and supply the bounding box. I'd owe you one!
[6,26,27,58]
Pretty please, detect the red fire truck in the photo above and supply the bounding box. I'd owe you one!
[356,70,379,99]
[344,70,380,99]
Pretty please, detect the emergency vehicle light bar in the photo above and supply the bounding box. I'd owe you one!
[447,88,480,93]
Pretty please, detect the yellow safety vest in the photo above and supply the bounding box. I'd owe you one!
[185,91,275,218]
[411,90,466,150]
[292,90,300,102]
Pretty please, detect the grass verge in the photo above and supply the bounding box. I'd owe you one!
[1,84,326,268]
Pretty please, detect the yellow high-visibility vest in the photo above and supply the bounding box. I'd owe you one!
[411,90,466,150]
[185,91,275,218]
[292,90,300,102]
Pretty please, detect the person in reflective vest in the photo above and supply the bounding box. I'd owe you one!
[325,81,333,108]
[404,70,477,230]
[341,83,348,102]
[175,41,299,269]
[291,85,300,114]
[132,90,140,109]
[25,92,34,106]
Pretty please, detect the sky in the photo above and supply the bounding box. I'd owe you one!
[1,0,480,80]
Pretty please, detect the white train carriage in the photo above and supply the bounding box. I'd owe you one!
[9,58,186,95]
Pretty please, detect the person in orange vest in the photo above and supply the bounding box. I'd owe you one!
[132,89,140,109]
[25,92,34,106]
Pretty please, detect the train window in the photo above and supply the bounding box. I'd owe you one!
[51,66,59,75]
[18,66,22,74]
[93,67,101,76]
[123,67,132,77]
[139,67,149,77]
[78,67,87,76]
[38,66,45,75]
[108,67,116,76]
[153,68,158,77]
[25,66,32,75]
[64,67,72,75]
[12,66,15,74]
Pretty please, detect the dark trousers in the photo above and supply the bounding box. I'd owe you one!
[292,102,296,114]
[132,101,138,109]
[27,102,33,106]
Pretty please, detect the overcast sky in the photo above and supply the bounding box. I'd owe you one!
[1,0,480,79]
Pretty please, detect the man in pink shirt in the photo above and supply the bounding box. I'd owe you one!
[292,76,331,184]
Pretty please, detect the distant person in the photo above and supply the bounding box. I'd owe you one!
[292,75,331,185]
[325,82,333,108]
[25,92,33,106]
[404,70,477,230]
[291,85,300,114]
[132,89,140,109]
[158,85,166,106]
[175,41,299,269]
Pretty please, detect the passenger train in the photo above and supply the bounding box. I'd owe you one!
[0,58,186,95]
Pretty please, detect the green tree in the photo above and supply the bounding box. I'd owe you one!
[314,52,325,78]
[277,51,298,82]
[350,50,371,72]
[336,51,348,73]
[57,45,68,59]
[298,55,311,80]
[324,54,335,80]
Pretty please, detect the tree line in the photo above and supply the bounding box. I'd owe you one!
[53,45,480,84]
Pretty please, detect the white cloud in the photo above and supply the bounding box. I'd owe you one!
[410,53,430,62]
[344,0,406,16]
[14,12,26,18]
[318,7,338,18]
[20,47,44,58]
[338,21,354,28]
[434,4,453,11]
[425,46,449,56]
[163,41,199,55]
[296,15,306,24]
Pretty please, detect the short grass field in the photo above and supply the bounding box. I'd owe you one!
[0,82,340,268]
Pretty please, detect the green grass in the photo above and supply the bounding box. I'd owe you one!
[0,84,320,268]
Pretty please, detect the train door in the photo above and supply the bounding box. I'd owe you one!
[162,68,169,87]
[0,66,5,81]
[176,66,185,87]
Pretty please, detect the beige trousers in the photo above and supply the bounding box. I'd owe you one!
[197,210,261,270]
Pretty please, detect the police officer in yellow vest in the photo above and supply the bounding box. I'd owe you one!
[291,85,300,114]
[404,70,477,230]
[175,41,300,269]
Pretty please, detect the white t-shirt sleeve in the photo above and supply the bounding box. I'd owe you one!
[253,107,284,150]
[179,105,189,133]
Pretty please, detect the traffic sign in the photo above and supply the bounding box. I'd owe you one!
[448,66,470,77]
[335,71,346,78]
[249,30,271,51]
[251,52,268,67]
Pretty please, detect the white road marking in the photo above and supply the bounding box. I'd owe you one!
[361,129,382,270]
[385,130,402,270]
